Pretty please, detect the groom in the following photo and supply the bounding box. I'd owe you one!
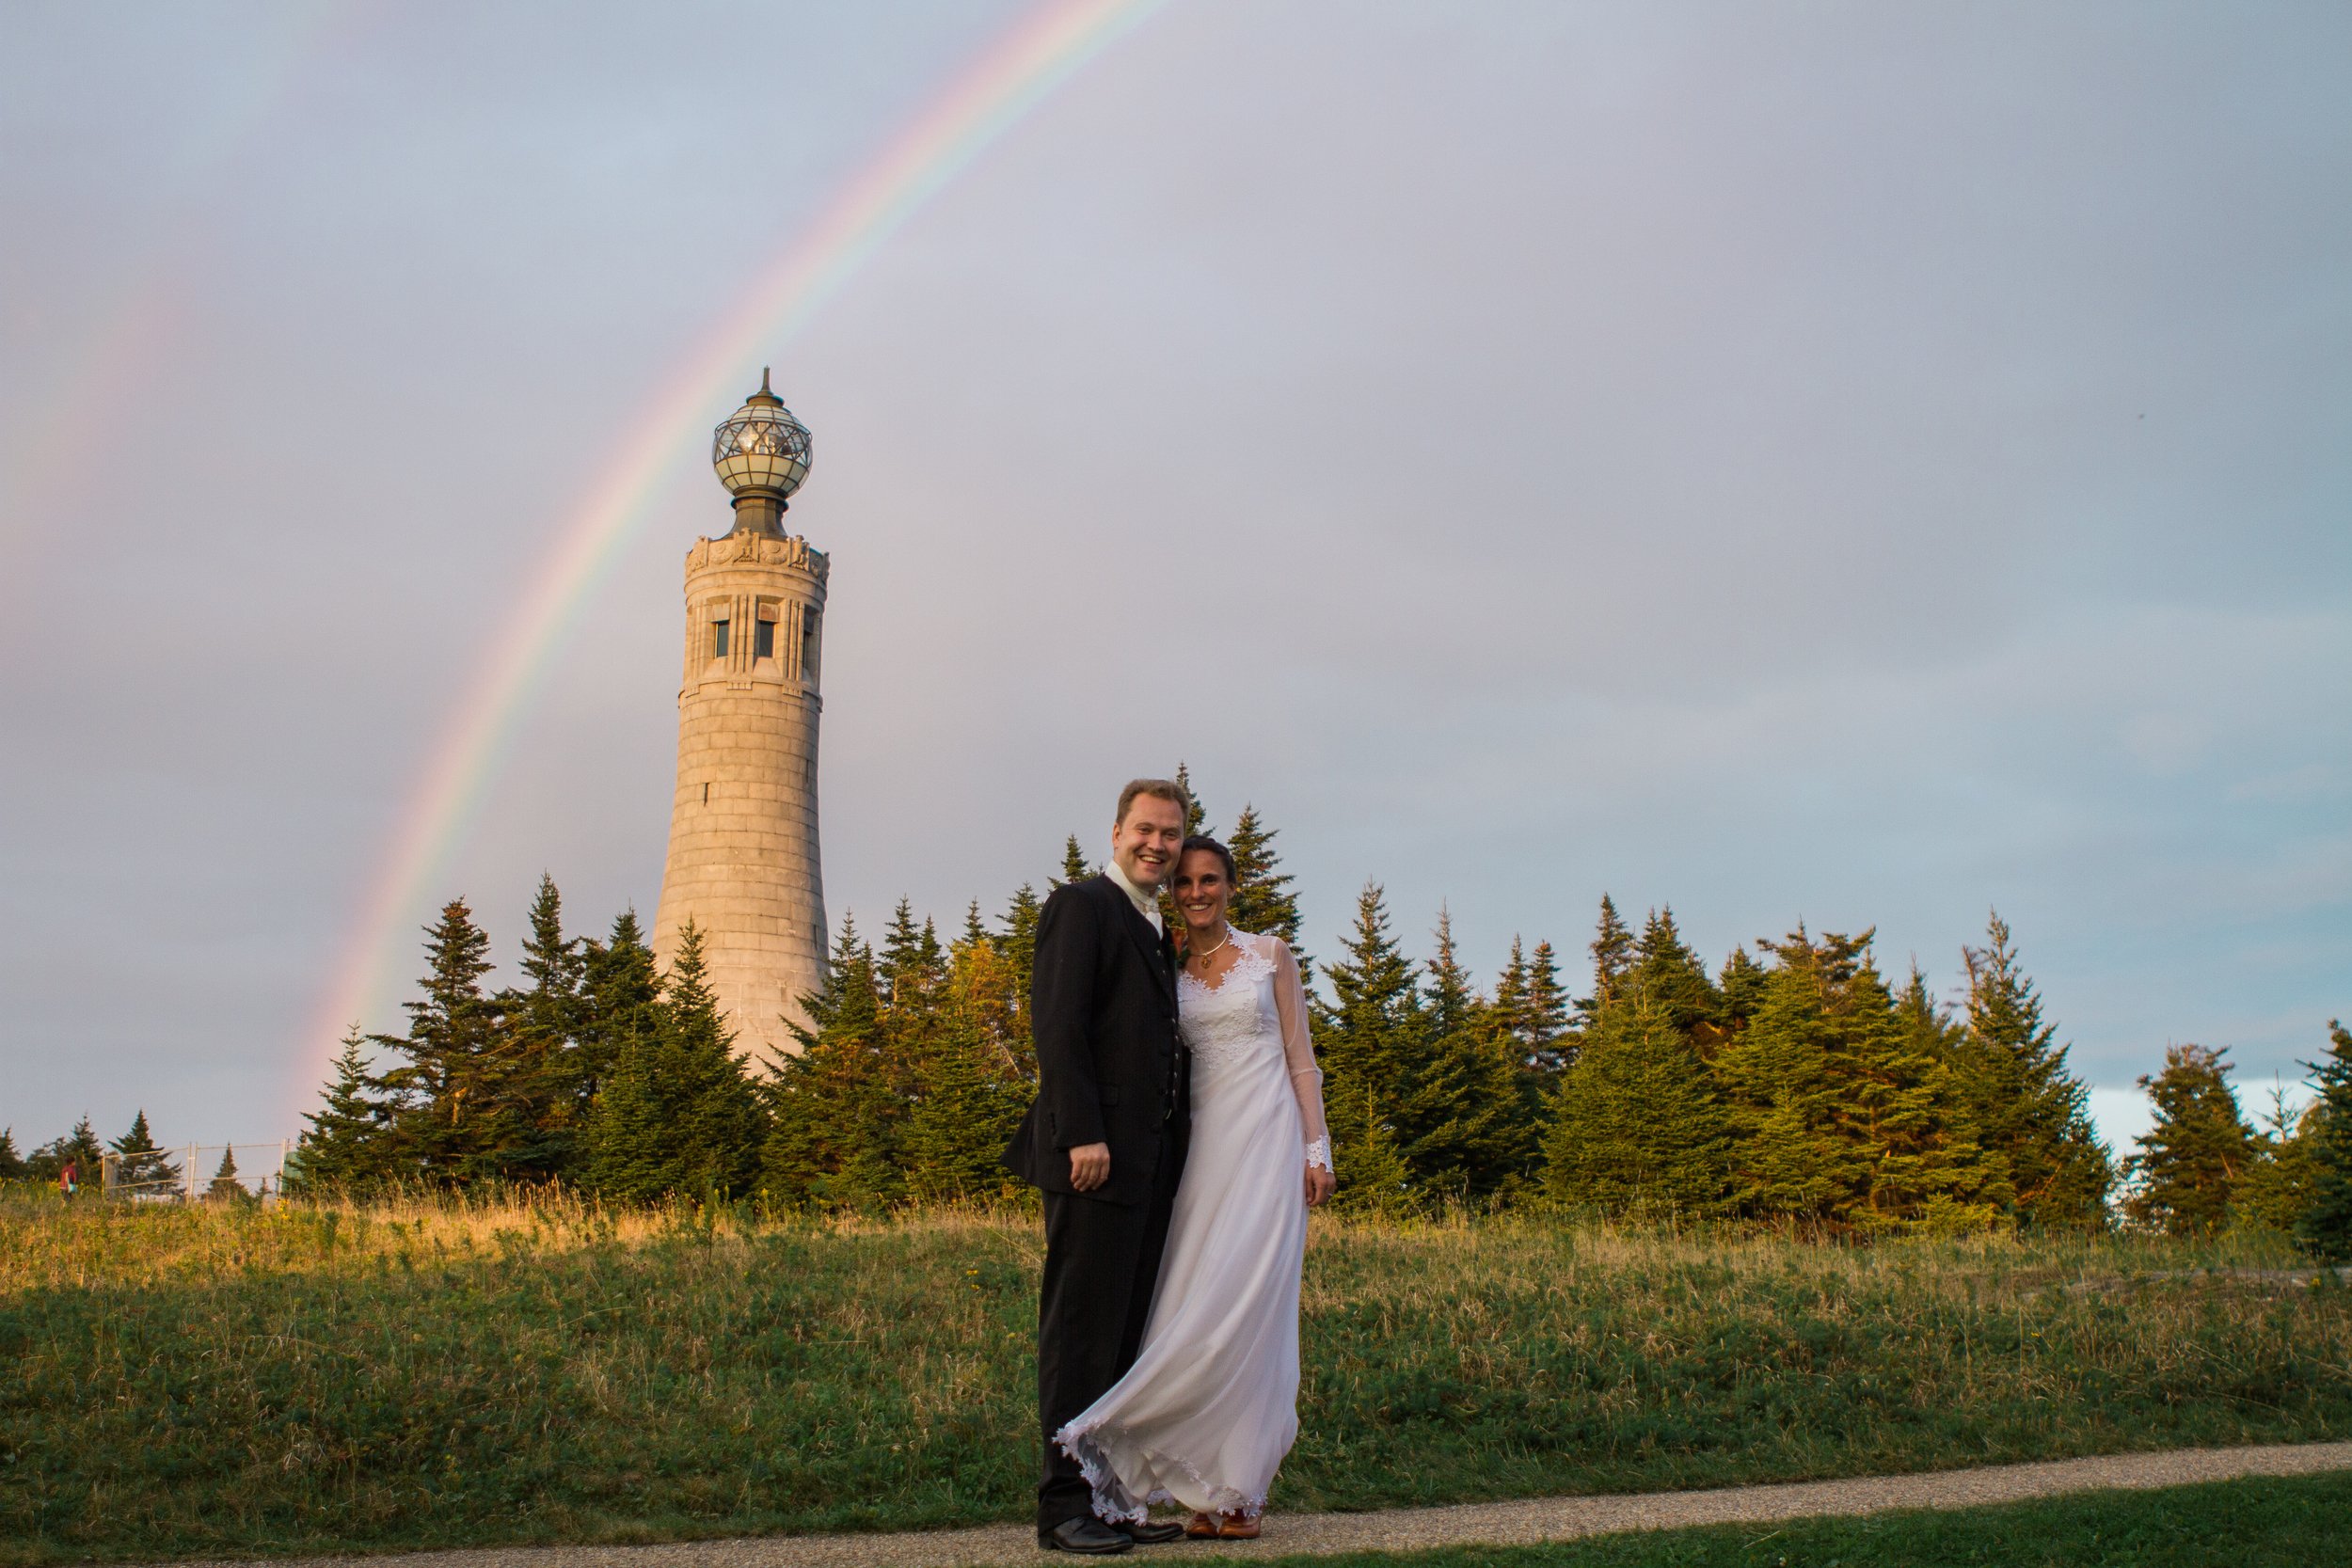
[1005,779,1195,1554]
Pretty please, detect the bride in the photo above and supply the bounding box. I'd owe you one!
[1056,833,1338,1540]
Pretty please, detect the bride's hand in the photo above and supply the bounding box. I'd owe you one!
[1303,1164,1337,1208]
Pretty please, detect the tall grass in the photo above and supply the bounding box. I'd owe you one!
[2,1189,2345,1563]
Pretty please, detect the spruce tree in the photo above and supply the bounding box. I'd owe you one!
[1172,762,1207,835]
[497,873,587,1180]
[370,898,513,1181]
[1712,928,1873,1224]
[579,910,664,1114]
[1411,909,1530,1196]
[1315,883,1431,1197]
[1718,945,1768,1029]
[582,922,764,1201]
[207,1146,245,1201]
[1544,1000,1727,1217]
[1954,912,2112,1227]
[1226,804,1306,964]
[29,1116,105,1184]
[1053,835,1094,889]
[1575,895,1634,1028]
[2292,1020,2352,1260]
[1631,910,1719,1036]
[2235,1080,2323,1236]
[108,1109,181,1194]
[1521,941,1571,1071]
[296,1027,395,1189]
[765,918,903,1208]
[1327,1078,1415,1215]
[2122,1044,2256,1236]
[0,1129,24,1181]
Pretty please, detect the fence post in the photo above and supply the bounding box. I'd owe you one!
[185,1145,198,1204]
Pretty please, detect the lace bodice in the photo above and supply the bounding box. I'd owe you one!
[1176,935,1279,1071]
[1175,928,1329,1154]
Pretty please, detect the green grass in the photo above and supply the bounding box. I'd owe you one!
[1254,1470,2352,1566]
[2,1191,2347,1563]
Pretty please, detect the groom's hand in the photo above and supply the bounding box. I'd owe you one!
[1068,1143,1111,1192]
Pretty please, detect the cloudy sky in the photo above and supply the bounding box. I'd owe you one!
[4,0,2345,1164]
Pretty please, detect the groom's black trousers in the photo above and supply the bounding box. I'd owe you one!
[1036,1146,1184,1529]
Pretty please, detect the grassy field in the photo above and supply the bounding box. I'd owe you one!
[1254,1471,2352,1567]
[2,1190,2347,1563]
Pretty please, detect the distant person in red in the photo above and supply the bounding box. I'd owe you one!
[58,1161,78,1199]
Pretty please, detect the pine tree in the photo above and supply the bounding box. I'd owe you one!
[579,910,664,1114]
[371,898,514,1181]
[1953,912,2113,1227]
[28,1116,105,1184]
[1172,762,1207,836]
[1576,895,1634,1027]
[1053,835,1094,889]
[497,873,587,1180]
[1411,909,1530,1196]
[1711,928,1869,1223]
[1543,1001,1727,1217]
[2122,1044,2256,1236]
[582,922,765,1201]
[1315,884,1429,1192]
[107,1109,181,1194]
[2292,1020,2352,1260]
[0,1129,24,1181]
[765,917,906,1209]
[1327,1078,1414,1216]
[1226,804,1306,965]
[2235,1080,2323,1236]
[207,1146,246,1201]
[1718,945,1768,1029]
[1521,941,1572,1071]
[1631,910,1719,1036]
[295,1026,396,1190]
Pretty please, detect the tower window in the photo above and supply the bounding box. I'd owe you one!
[801,611,818,679]
[712,618,730,657]
[754,618,775,659]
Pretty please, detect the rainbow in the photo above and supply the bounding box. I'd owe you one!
[294,0,1168,1120]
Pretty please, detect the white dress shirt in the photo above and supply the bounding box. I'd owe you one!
[1103,859,1164,934]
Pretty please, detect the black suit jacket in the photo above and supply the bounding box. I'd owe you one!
[1003,874,1190,1207]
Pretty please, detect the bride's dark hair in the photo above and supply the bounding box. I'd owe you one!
[1180,834,1237,885]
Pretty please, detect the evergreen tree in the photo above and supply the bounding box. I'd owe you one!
[579,910,664,1115]
[1718,945,1768,1029]
[1172,762,1207,835]
[28,1116,104,1184]
[295,1026,397,1189]
[2235,1080,2323,1235]
[1492,940,1529,1060]
[581,922,765,1201]
[765,917,907,1208]
[1953,912,2113,1227]
[207,1146,245,1201]
[1327,1078,1414,1215]
[0,1129,24,1181]
[1411,909,1530,1196]
[1630,909,1720,1036]
[1544,1000,1727,1217]
[901,951,1031,1205]
[107,1109,181,1194]
[2293,1020,2352,1260]
[1521,941,1572,1071]
[2122,1044,2256,1236]
[1712,928,1871,1223]
[1226,804,1306,965]
[1315,883,1430,1196]
[370,898,515,1181]
[495,873,587,1180]
[1575,895,1635,1027]
[1053,834,1094,889]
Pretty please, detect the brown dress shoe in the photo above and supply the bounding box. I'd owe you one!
[1215,1512,1260,1540]
[1184,1513,1219,1540]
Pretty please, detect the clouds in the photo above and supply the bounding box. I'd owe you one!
[2,1,2344,1155]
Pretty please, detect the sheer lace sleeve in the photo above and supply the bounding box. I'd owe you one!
[1266,936,1330,1165]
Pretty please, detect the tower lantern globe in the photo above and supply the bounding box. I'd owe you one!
[711,368,811,531]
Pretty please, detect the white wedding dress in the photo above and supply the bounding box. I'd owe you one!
[1057,929,1333,1522]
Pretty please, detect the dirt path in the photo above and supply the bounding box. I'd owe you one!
[160,1443,2352,1568]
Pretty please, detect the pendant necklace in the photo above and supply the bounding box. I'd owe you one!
[1191,925,1231,970]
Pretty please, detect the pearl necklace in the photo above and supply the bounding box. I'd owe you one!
[1188,924,1231,970]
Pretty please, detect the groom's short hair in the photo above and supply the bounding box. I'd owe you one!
[1116,778,1191,827]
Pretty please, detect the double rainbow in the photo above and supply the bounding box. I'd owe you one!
[296,0,1168,1117]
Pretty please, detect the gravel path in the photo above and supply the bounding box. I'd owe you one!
[157,1443,2352,1568]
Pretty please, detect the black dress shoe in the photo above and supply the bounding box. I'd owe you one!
[1040,1516,1134,1554]
[1113,1518,1188,1544]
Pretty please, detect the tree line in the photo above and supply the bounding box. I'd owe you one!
[32,771,2339,1254]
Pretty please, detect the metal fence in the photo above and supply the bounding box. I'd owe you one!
[100,1142,289,1204]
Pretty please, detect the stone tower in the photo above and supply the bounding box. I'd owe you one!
[651,372,828,1060]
